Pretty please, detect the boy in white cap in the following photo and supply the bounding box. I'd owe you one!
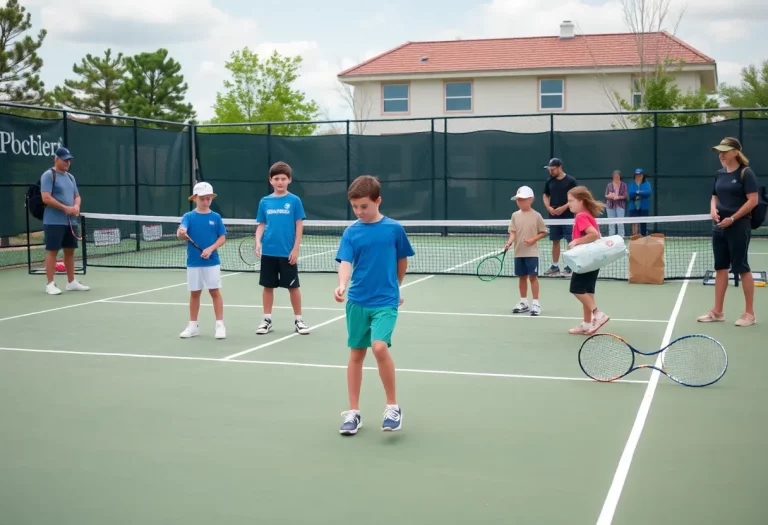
[504,186,549,316]
[177,182,228,339]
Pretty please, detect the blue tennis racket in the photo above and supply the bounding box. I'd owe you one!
[578,333,727,387]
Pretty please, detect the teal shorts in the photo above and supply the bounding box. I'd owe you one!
[345,301,399,349]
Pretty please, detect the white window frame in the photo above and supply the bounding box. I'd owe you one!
[539,78,564,111]
[444,81,473,113]
[382,83,409,114]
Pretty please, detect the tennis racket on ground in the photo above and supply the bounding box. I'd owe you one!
[578,333,727,387]
[238,236,259,266]
[476,249,508,282]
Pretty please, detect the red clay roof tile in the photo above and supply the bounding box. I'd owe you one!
[339,32,714,77]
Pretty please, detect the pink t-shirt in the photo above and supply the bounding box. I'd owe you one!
[572,211,599,240]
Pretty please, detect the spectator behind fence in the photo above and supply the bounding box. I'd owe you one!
[628,168,652,235]
[697,137,758,327]
[604,170,628,236]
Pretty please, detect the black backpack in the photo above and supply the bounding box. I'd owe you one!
[752,185,768,229]
[26,169,57,221]
[739,168,768,230]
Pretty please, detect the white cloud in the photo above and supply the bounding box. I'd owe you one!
[37,0,229,45]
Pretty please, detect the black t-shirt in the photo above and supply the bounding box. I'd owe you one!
[543,174,577,218]
[712,166,759,217]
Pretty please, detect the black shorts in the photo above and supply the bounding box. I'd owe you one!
[712,218,751,274]
[514,257,539,276]
[259,254,300,289]
[569,269,599,295]
[44,224,78,251]
[548,224,573,242]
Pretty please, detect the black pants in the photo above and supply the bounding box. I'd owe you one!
[712,218,751,274]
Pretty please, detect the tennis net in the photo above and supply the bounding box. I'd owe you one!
[54,211,768,281]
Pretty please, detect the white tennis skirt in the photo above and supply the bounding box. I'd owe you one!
[187,265,222,291]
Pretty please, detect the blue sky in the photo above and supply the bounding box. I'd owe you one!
[21,0,767,122]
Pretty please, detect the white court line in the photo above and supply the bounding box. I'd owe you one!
[0,249,335,325]
[0,346,648,385]
[221,273,437,360]
[219,250,498,361]
[595,252,697,525]
[101,300,669,324]
[0,273,243,323]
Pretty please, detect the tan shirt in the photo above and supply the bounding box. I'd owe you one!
[508,210,548,257]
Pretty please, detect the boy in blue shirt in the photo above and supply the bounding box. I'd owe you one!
[177,182,228,339]
[333,175,415,435]
[254,161,310,336]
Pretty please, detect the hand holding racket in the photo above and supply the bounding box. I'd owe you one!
[578,333,727,387]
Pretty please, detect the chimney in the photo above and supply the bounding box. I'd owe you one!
[560,20,575,39]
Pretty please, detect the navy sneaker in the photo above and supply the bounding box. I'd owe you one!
[381,405,402,432]
[339,411,362,435]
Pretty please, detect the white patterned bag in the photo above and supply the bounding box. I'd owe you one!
[562,235,627,274]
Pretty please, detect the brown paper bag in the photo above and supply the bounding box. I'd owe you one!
[629,233,665,284]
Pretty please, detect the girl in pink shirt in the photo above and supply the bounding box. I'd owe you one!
[566,186,611,335]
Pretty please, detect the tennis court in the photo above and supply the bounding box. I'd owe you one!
[1,237,767,524]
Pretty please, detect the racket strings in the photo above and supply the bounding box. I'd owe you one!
[477,256,502,279]
[661,338,727,386]
[579,336,634,381]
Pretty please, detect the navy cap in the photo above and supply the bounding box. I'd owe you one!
[544,158,563,168]
[55,146,73,160]
[634,168,644,174]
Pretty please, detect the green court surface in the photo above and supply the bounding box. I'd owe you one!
[1,261,767,524]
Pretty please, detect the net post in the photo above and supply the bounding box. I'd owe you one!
[652,112,659,233]
[443,117,449,237]
[81,215,88,274]
[266,123,272,195]
[346,120,351,221]
[430,118,435,220]
[133,119,141,252]
[25,193,32,275]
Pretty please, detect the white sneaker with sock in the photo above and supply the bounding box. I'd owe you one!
[215,321,226,339]
[65,280,90,291]
[45,282,62,295]
[180,322,199,338]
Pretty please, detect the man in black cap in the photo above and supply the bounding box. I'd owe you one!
[542,158,577,277]
[40,146,90,295]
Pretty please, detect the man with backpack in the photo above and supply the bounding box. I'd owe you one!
[39,146,90,295]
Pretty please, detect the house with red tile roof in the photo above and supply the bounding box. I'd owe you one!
[337,21,717,133]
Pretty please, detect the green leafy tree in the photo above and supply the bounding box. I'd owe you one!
[719,60,768,118]
[0,0,49,107]
[615,61,720,127]
[53,49,126,117]
[205,48,319,136]
[119,48,195,124]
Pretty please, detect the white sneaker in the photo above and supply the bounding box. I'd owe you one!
[530,303,541,316]
[180,323,199,338]
[295,318,310,335]
[66,280,90,291]
[215,321,226,339]
[45,282,62,295]
[255,318,273,335]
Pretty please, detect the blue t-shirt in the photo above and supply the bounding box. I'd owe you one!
[256,192,306,258]
[180,210,227,267]
[40,169,79,226]
[335,216,416,309]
